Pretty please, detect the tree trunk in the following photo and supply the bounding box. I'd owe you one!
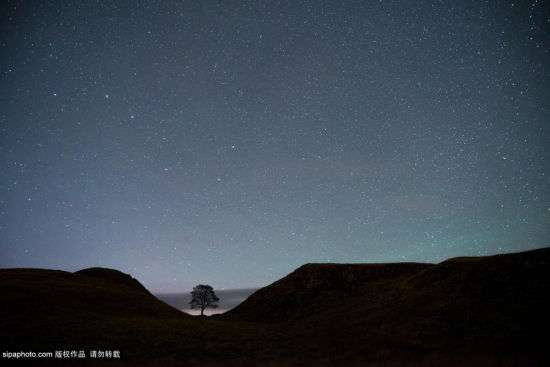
[201,307,204,316]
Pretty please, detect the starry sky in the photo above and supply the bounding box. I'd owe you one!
[1,0,549,293]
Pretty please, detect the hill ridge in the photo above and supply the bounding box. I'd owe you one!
[1,248,549,365]
[0,266,186,322]
[223,247,550,353]
[75,266,151,294]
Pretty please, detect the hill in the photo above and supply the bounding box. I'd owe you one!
[224,261,430,322]
[0,267,296,366]
[0,267,185,320]
[223,248,550,359]
[1,248,549,366]
[0,267,188,358]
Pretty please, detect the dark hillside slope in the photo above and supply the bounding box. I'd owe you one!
[0,267,187,351]
[224,248,550,353]
[0,267,184,319]
[1,249,548,366]
[225,262,431,322]
[0,267,303,365]
[75,267,153,294]
[388,248,550,348]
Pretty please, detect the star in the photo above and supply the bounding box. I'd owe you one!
[0,0,547,293]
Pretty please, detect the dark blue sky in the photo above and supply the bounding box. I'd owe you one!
[1,0,548,292]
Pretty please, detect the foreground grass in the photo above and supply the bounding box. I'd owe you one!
[4,312,545,366]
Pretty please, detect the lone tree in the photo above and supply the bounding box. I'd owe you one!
[189,284,219,316]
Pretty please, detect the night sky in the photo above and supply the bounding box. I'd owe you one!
[1,1,549,293]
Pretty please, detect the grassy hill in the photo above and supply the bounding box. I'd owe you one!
[0,267,298,366]
[1,249,549,366]
[223,247,550,363]
[0,267,185,320]
[223,262,431,322]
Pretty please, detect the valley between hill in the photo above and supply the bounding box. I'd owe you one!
[1,248,549,366]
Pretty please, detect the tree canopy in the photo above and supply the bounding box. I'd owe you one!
[189,284,219,316]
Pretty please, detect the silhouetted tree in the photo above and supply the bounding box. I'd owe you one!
[189,284,219,316]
